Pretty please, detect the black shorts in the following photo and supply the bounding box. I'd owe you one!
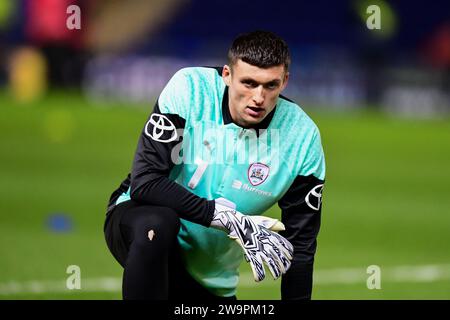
[104,200,236,301]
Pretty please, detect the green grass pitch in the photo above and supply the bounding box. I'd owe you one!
[1,91,449,299]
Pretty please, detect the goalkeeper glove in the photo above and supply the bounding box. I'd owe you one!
[210,198,294,282]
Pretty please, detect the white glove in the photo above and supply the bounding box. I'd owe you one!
[210,198,294,282]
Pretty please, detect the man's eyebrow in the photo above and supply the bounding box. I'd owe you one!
[240,77,281,85]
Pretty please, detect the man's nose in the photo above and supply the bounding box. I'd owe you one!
[252,87,264,106]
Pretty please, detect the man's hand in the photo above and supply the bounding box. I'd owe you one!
[210,198,294,282]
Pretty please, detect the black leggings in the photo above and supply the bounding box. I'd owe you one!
[104,200,236,301]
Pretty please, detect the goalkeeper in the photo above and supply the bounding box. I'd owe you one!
[104,31,326,300]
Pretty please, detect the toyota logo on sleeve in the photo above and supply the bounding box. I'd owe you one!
[144,114,178,143]
[305,184,324,211]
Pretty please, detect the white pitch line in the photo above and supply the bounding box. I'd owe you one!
[239,264,450,286]
[0,277,122,295]
[1,264,450,295]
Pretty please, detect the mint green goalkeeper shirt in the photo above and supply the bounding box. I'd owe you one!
[116,66,326,297]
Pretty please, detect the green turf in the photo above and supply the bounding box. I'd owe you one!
[1,91,449,300]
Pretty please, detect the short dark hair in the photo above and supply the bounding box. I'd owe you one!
[228,31,291,71]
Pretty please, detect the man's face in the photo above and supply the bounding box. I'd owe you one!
[222,59,289,128]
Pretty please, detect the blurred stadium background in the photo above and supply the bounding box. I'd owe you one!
[0,0,449,299]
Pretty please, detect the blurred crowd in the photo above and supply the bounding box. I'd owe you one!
[0,0,449,116]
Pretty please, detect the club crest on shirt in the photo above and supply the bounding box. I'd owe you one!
[248,163,270,186]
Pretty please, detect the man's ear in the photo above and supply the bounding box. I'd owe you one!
[222,65,232,86]
[281,72,289,91]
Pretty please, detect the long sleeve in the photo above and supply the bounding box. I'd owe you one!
[278,128,326,300]
[129,70,215,227]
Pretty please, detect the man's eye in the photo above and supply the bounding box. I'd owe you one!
[265,83,279,90]
[242,81,257,88]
